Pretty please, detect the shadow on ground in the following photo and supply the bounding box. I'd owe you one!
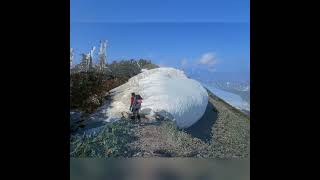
[184,101,218,143]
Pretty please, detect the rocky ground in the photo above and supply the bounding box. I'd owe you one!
[124,89,250,158]
[206,90,250,158]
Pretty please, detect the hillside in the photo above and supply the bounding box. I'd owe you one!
[70,67,250,158]
[70,59,159,113]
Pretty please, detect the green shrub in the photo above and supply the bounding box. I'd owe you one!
[70,59,158,113]
[142,63,159,70]
[70,71,129,112]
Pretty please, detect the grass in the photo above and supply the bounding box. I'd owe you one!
[70,118,136,158]
[70,59,159,158]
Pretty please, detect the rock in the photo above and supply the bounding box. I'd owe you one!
[143,152,152,157]
[184,151,198,157]
[133,152,142,157]
[153,149,172,157]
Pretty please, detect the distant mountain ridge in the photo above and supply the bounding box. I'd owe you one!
[183,67,249,82]
[182,67,250,113]
[208,80,250,103]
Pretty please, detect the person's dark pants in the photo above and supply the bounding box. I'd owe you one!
[132,108,141,122]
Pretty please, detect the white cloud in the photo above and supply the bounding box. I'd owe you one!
[198,52,218,66]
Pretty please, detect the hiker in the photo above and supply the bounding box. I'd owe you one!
[130,93,143,122]
[130,93,136,112]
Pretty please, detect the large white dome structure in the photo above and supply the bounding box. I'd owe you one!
[105,67,209,128]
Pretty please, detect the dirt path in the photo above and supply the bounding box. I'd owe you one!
[128,118,178,157]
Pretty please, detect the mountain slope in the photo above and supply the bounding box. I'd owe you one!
[70,67,250,158]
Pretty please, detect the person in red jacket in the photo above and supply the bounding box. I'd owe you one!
[130,93,143,122]
[130,92,135,112]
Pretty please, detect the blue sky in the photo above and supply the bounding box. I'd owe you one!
[71,0,250,74]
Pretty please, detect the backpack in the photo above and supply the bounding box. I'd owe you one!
[133,95,143,109]
[137,95,143,100]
